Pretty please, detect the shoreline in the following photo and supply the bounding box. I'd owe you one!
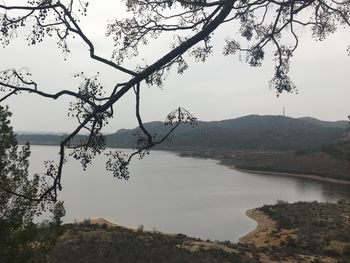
[230,165,350,186]
[177,151,350,186]
[239,209,298,249]
[77,217,246,253]
[238,209,258,243]
[77,217,178,237]
[238,209,275,244]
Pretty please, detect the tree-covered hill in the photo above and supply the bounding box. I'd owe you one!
[105,115,347,151]
[17,115,348,152]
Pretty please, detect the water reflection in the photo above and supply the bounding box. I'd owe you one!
[29,145,350,242]
[319,182,350,200]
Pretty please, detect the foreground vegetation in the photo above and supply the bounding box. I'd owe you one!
[0,106,65,263]
[49,221,254,263]
[260,200,350,258]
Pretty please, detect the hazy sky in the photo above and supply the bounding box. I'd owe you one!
[1,1,350,133]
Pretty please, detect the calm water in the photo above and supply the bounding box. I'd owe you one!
[29,145,350,242]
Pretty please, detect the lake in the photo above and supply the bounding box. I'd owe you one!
[29,145,350,242]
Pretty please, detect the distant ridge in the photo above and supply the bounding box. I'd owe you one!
[17,115,348,152]
[105,115,348,151]
[298,117,348,129]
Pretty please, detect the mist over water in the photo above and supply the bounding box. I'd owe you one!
[29,145,350,242]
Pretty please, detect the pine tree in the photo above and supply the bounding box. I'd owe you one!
[0,105,65,262]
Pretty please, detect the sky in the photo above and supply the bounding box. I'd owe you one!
[1,1,350,134]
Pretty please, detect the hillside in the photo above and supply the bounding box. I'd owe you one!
[178,129,350,182]
[105,115,347,151]
[17,115,347,152]
[298,117,348,129]
[17,133,86,146]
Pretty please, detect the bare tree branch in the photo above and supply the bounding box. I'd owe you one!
[0,0,349,202]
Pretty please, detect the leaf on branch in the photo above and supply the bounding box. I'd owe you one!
[223,38,240,55]
[190,43,213,62]
[69,145,103,170]
[246,46,265,67]
[105,150,130,180]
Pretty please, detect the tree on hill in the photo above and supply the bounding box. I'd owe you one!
[0,105,65,262]
[0,0,349,201]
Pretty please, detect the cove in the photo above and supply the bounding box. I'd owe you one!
[29,145,350,241]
